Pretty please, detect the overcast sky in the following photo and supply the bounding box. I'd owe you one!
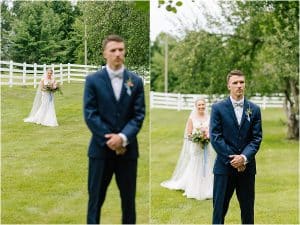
[150,0,231,41]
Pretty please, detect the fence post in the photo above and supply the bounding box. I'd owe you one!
[177,93,181,111]
[22,62,26,85]
[262,96,267,110]
[33,63,37,88]
[43,64,46,75]
[68,63,71,83]
[9,60,13,87]
[60,63,63,84]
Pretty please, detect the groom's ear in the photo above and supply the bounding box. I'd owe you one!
[102,51,107,60]
[227,83,231,90]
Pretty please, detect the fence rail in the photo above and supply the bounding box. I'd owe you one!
[150,91,285,110]
[0,60,150,87]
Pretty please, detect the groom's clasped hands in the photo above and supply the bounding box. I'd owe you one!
[229,154,246,172]
[105,133,127,155]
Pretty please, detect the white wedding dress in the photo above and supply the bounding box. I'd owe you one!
[161,115,215,200]
[24,79,58,127]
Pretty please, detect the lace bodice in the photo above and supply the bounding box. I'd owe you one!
[43,78,55,86]
[191,116,210,132]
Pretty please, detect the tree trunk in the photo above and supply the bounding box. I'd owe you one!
[283,80,299,140]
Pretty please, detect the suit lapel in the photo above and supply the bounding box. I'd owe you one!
[118,69,129,103]
[240,99,249,128]
[103,68,118,103]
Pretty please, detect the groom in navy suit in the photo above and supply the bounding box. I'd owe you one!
[210,70,262,224]
[84,35,145,224]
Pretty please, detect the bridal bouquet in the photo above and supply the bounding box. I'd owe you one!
[189,128,210,148]
[43,83,63,95]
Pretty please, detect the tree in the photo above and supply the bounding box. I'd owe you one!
[151,31,231,95]
[1,1,14,60]
[157,0,184,13]
[74,1,149,68]
[152,1,299,139]
[217,1,299,139]
[45,1,81,63]
[3,1,80,64]
[150,33,178,92]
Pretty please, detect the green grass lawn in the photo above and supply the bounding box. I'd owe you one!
[1,83,149,224]
[150,108,299,224]
[2,83,299,224]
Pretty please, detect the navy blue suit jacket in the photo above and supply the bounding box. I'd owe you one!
[83,68,145,159]
[209,97,262,175]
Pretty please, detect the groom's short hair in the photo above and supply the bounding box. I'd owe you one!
[227,70,244,83]
[102,34,125,51]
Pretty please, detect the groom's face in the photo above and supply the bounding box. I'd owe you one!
[103,41,125,70]
[227,75,245,99]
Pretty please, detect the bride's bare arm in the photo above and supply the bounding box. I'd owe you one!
[40,79,45,90]
[187,118,193,136]
[53,79,57,89]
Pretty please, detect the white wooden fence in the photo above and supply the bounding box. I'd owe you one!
[150,91,285,110]
[0,60,150,87]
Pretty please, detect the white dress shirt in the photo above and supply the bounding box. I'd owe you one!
[106,64,128,147]
[230,96,247,164]
[230,96,244,125]
[106,65,124,100]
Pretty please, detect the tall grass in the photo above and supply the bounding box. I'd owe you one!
[150,108,299,224]
[1,83,149,224]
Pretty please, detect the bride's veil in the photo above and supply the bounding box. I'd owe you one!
[160,103,199,188]
[24,71,49,121]
[161,98,210,189]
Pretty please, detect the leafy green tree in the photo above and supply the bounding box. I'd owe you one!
[157,0,184,13]
[150,33,178,92]
[1,1,14,60]
[46,1,81,62]
[217,1,299,139]
[153,1,298,139]
[170,31,229,94]
[3,1,80,64]
[151,31,230,95]
[74,1,149,68]
[10,2,61,63]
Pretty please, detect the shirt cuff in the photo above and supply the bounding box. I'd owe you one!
[118,133,128,147]
[241,154,248,165]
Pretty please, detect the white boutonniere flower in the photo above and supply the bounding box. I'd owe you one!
[124,77,134,96]
[245,104,252,122]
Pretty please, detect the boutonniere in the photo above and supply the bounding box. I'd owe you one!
[124,77,134,96]
[245,104,252,121]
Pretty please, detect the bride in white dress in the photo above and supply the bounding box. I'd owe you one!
[24,69,58,127]
[161,98,215,200]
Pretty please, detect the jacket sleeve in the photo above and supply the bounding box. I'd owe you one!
[83,76,111,146]
[241,106,262,162]
[209,104,236,165]
[120,76,145,143]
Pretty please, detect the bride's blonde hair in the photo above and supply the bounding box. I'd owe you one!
[194,98,206,106]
